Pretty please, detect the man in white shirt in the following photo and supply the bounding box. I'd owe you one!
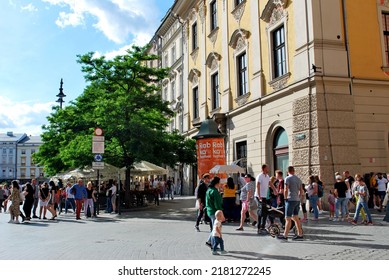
[376,173,388,211]
[255,164,271,234]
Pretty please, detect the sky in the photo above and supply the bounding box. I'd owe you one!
[0,0,174,136]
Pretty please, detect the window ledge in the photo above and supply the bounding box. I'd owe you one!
[210,107,221,115]
[192,117,201,127]
[190,47,199,60]
[268,72,291,91]
[381,66,389,72]
[208,27,219,44]
[234,92,251,107]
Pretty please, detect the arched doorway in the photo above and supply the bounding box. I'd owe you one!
[273,127,289,175]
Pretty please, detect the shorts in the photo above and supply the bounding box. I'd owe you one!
[329,203,335,212]
[39,199,48,207]
[285,200,300,218]
[111,194,117,206]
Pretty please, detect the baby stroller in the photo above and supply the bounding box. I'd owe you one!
[266,205,298,237]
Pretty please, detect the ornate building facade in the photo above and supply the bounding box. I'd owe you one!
[154,0,389,193]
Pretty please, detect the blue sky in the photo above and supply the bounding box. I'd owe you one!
[0,0,174,135]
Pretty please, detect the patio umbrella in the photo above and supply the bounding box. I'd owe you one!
[121,160,168,176]
[209,164,245,174]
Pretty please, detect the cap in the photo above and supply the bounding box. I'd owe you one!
[202,173,211,179]
[335,175,342,180]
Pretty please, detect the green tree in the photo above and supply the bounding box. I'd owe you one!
[34,45,196,204]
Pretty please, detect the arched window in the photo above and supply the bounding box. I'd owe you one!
[273,127,289,175]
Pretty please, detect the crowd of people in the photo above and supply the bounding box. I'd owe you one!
[194,165,389,255]
[0,178,122,223]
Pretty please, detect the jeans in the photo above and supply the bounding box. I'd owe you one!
[211,236,224,252]
[84,198,94,217]
[256,198,269,230]
[353,200,372,222]
[207,214,216,243]
[335,197,347,218]
[309,195,319,219]
[32,197,39,216]
[65,198,76,213]
[196,206,204,227]
[106,196,112,212]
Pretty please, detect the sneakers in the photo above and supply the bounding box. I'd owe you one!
[292,235,304,241]
[14,220,20,224]
[235,227,244,231]
[367,221,373,226]
[332,218,339,222]
[300,218,307,223]
[374,205,379,210]
[251,221,257,227]
[257,228,268,235]
[276,235,288,241]
[8,220,13,223]
[220,250,228,255]
[212,251,219,255]
[195,225,200,232]
[205,241,212,248]
[351,220,357,225]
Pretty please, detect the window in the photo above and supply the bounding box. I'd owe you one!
[171,80,176,101]
[210,0,218,31]
[164,53,169,68]
[163,87,168,101]
[8,169,13,177]
[383,13,389,65]
[2,156,5,164]
[236,141,247,170]
[30,169,36,177]
[273,25,287,78]
[192,22,198,50]
[211,72,219,109]
[193,86,199,119]
[31,149,35,154]
[171,44,176,63]
[2,148,6,154]
[235,0,244,6]
[8,157,13,164]
[20,169,26,178]
[273,127,289,175]
[21,149,26,155]
[237,52,248,96]
[9,149,13,154]
[21,157,26,166]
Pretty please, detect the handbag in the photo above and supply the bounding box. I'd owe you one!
[383,192,389,207]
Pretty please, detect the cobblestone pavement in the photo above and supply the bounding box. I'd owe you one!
[1,196,388,260]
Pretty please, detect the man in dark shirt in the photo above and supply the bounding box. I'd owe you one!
[195,173,211,232]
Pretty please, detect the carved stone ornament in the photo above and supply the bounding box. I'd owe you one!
[260,0,289,23]
[190,47,199,62]
[234,92,251,107]
[383,0,389,7]
[232,0,246,22]
[208,27,219,45]
[268,73,290,91]
[229,29,251,49]
[190,8,197,23]
[236,37,246,52]
[205,52,222,69]
[188,68,201,85]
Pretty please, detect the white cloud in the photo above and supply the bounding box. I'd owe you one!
[0,96,55,136]
[21,3,38,12]
[42,0,160,44]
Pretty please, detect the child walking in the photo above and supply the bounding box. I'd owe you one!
[211,210,227,255]
[328,189,336,220]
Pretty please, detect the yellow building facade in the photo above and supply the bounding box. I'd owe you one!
[154,0,389,193]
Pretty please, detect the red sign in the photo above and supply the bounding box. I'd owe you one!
[94,127,103,136]
[196,138,226,179]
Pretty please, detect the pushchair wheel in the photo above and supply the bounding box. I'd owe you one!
[268,224,280,238]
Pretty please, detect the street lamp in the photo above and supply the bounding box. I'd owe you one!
[56,78,66,109]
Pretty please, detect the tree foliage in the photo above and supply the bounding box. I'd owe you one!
[34,45,196,187]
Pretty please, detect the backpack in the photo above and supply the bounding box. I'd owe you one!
[318,184,323,198]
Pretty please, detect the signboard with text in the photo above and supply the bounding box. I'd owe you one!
[196,138,226,180]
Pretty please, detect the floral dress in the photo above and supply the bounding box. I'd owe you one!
[9,188,21,216]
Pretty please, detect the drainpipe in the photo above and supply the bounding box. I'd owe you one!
[341,0,353,95]
[305,0,312,175]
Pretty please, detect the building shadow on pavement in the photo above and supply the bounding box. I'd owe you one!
[226,250,301,260]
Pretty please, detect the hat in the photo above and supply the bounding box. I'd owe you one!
[202,173,211,179]
[335,175,342,180]
[244,174,252,179]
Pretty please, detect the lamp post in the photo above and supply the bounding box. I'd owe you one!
[56,78,66,109]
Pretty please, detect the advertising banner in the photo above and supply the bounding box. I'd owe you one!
[196,138,226,180]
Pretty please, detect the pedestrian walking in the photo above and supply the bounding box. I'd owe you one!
[255,164,271,234]
[277,166,304,241]
[195,173,211,232]
[5,180,22,224]
[211,210,227,255]
[306,176,319,220]
[236,174,257,231]
[71,179,87,220]
[205,176,223,248]
[20,182,34,222]
[31,178,40,218]
[351,174,373,225]
[84,181,96,218]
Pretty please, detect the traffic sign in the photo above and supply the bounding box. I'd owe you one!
[92,141,105,154]
[92,162,104,169]
[94,154,103,162]
[93,136,105,142]
[94,128,103,136]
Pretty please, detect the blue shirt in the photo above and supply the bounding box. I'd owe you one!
[71,184,87,200]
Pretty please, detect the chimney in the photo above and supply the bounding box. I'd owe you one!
[7,131,13,137]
